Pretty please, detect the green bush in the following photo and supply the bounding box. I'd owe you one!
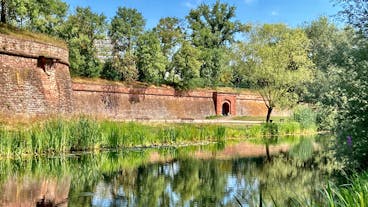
[292,105,317,130]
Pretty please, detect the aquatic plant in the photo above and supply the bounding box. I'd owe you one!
[0,117,316,158]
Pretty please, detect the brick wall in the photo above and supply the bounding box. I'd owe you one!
[72,83,216,119]
[0,35,68,64]
[72,83,286,120]
[0,35,72,115]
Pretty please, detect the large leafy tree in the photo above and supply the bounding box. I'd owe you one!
[237,24,314,122]
[318,1,368,169]
[59,7,107,77]
[107,7,145,81]
[303,17,356,129]
[186,1,243,87]
[186,0,242,48]
[334,0,368,36]
[1,0,67,35]
[136,31,167,84]
[168,41,202,89]
[153,17,184,59]
[109,7,145,54]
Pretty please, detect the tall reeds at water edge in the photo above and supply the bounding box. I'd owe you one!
[0,117,314,158]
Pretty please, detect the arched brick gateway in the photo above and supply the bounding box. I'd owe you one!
[213,92,237,116]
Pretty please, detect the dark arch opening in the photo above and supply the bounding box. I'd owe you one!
[222,102,230,116]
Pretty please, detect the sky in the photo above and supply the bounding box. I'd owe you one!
[62,0,342,29]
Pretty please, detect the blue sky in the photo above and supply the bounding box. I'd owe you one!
[63,0,342,29]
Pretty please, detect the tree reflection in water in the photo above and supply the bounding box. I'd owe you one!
[0,135,336,207]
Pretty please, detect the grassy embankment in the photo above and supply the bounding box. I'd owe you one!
[0,116,316,158]
[0,23,67,48]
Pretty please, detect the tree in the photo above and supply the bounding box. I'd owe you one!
[1,0,6,23]
[334,0,368,36]
[136,31,167,84]
[168,41,202,89]
[59,7,107,77]
[109,7,145,54]
[0,0,67,35]
[186,0,242,48]
[186,1,243,87]
[107,7,145,81]
[315,28,368,169]
[153,17,184,59]
[237,24,314,122]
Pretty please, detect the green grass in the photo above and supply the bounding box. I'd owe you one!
[0,23,67,48]
[232,116,290,122]
[0,117,316,158]
[322,172,368,207]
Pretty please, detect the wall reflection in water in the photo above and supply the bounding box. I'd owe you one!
[0,136,334,206]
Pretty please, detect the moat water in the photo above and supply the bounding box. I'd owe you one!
[0,135,334,207]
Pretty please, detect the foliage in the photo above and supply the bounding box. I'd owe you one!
[0,117,316,158]
[306,17,368,169]
[334,0,368,36]
[236,24,314,122]
[136,31,168,84]
[109,7,145,54]
[292,105,317,130]
[153,17,184,59]
[186,0,242,48]
[106,7,145,81]
[59,7,107,77]
[167,41,202,89]
[334,42,368,169]
[0,0,68,36]
[323,171,368,207]
[186,0,243,87]
[101,53,139,81]
[199,48,231,87]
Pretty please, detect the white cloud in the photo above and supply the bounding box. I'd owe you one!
[183,0,202,8]
[271,11,279,16]
[184,2,196,8]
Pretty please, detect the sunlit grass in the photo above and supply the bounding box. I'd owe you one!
[0,117,316,158]
[0,23,67,48]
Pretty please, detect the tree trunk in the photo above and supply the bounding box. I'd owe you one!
[1,0,6,24]
[265,143,271,161]
[266,106,273,123]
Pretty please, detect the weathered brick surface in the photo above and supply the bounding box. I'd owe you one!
[213,92,238,115]
[0,35,72,115]
[72,83,280,119]
[0,34,68,64]
[72,83,216,119]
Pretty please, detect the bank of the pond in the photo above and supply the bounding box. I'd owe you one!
[0,117,317,158]
[322,171,368,207]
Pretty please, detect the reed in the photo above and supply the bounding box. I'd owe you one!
[0,117,316,158]
[323,172,368,207]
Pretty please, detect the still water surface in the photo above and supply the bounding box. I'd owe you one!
[0,136,333,207]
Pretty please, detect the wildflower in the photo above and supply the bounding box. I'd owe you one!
[347,136,352,147]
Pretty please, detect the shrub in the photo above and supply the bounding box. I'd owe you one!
[292,105,317,130]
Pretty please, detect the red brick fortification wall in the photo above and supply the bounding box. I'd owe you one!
[72,83,217,120]
[236,94,290,117]
[236,94,267,116]
[0,34,72,115]
[72,83,281,120]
